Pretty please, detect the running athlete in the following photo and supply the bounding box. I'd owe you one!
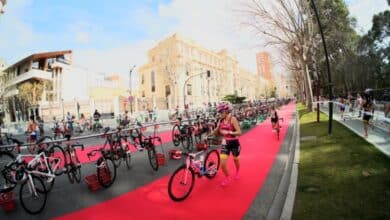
[270,106,280,131]
[209,102,242,186]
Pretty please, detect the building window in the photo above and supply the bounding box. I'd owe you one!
[141,74,145,84]
[187,84,192,95]
[151,71,155,92]
[165,85,171,97]
[142,91,145,97]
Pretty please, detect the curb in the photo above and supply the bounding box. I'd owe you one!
[265,109,299,220]
[280,110,300,220]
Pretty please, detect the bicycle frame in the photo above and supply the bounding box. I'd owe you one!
[17,152,60,180]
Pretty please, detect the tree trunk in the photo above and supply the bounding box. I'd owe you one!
[301,58,314,111]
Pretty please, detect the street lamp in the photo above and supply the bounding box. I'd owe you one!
[129,65,136,114]
[183,70,211,110]
[309,0,334,134]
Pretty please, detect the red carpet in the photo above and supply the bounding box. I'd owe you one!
[74,130,173,164]
[54,104,295,220]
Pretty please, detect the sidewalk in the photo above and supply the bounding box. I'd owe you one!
[319,104,390,157]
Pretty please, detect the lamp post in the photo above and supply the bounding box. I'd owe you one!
[309,0,333,134]
[129,65,136,114]
[183,70,211,110]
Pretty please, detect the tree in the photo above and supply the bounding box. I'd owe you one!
[357,8,390,90]
[238,0,315,111]
[17,81,44,119]
[223,94,246,104]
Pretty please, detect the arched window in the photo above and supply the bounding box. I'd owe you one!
[151,71,156,92]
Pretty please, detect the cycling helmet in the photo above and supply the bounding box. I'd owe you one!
[217,102,232,113]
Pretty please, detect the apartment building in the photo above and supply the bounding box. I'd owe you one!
[138,33,262,110]
[0,50,128,123]
[256,52,272,81]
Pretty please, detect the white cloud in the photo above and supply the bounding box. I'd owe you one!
[0,0,43,62]
[75,32,89,44]
[73,39,157,89]
[158,0,283,74]
[348,0,389,34]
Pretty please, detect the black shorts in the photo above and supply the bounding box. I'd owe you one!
[363,114,371,121]
[271,118,278,123]
[221,139,241,157]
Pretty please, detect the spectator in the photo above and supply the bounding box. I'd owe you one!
[362,98,373,138]
[26,116,38,143]
[357,93,363,117]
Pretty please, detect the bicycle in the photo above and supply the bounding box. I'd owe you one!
[49,134,85,184]
[128,123,162,171]
[0,149,64,214]
[103,126,132,169]
[171,117,194,151]
[167,137,220,201]
[86,132,117,188]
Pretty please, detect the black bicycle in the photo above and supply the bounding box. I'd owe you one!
[129,123,162,171]
[171,117,194,151]
[104,126,132,169]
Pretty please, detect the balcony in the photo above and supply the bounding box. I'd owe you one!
[5,68,52,89]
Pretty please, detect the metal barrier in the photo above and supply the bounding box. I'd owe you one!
[0,117,207,150]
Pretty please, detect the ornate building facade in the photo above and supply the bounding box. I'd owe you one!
[138,34,262,110]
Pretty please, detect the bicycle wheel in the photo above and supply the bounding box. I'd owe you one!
[31,160,55,193]
[97,157,117,188]
[172,125,181,146]
[69,150,82,183]
[182,134,193,152]
[204,150,220,179]
[168,165,195,202]
[124,145,132,169]
[147,146,158,171]
[48,145,66,176]
[112,143,122,168]
[20,175,47,214]
[38,136,53,150]
[0,152,15,187]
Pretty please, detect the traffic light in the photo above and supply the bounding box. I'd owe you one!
[207,70,211,77]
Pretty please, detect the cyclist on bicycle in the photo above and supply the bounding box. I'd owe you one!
[209,101,242,187]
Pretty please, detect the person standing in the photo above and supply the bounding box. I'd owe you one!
[362,98,373,138]
[357,93,363,117]
[26,116,38,143]
[209,102,242,187]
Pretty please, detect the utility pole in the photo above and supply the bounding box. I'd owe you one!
[129,65,136,114]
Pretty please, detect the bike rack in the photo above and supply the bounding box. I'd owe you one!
[0,117,212,151]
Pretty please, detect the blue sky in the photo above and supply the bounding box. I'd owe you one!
[0,0,388,78]
[0,0,176,63]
